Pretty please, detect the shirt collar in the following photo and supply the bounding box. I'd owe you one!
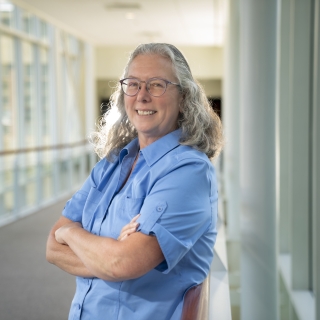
[140,129,181,167]
[119,129,181,166]
[119,138,140,163]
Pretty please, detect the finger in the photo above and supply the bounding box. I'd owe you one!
[120,226,137,238]
[118,234,128,241]
[120,221,139,234]
[119,224,130,234]
[128,225,139,233]
[130,214,141,223]
[118,225,139,241]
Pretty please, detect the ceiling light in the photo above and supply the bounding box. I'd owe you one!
[105,2,141,10]
[125,12,135,19]
[0,0,14,12]
[139,31,161,42]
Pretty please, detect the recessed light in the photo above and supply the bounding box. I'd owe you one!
[0,1,14,12]
[138,31,161,42]
[125,12,135,19]
[105,2,141,10]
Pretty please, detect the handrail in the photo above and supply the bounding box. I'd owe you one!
[198,277,209,319]
[181,283,204,320]
[0,140,89,156]
[181,277,209,320]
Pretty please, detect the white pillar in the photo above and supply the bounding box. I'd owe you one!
[223,1,241,314]
[276,0,292,256]
[313,0,320,317]
[223,0,240,242]
[239,1,278,319]
[289,0,313,291]
[85,43,97,169]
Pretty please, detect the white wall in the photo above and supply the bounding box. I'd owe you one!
[95,46,224,80]
[95,45,223,102]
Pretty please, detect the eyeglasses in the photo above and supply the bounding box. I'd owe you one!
[119,77,180,97]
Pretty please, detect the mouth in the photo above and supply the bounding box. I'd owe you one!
[136,110,156,116]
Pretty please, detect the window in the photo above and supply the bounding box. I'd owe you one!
[0,3,95,224]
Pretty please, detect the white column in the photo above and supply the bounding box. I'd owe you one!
[239,1,278,319]
[49,26,60,197]
[313,0,320,317]
[276,0,292,256]
[223,0,240,242]
[85,43,97,169]
[223,1,241,314]
[14,27,24,215]
[289,0,313,291]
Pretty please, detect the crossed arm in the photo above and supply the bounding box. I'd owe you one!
[46,215,164,281]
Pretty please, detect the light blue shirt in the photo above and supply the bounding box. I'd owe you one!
[62,129,218,320]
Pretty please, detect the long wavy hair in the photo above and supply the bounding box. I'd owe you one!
[90,43,223,161]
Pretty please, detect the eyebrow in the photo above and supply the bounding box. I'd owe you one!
[126,75,165,79]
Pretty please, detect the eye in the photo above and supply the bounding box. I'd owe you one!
[149,79,166,88]
[127,80,139,87]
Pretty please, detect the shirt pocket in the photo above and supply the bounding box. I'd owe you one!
[82,187,103,229]
[123,196,146,219]
[104,196,146,239]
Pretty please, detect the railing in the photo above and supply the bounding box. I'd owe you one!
[182,158,232,320]
[0,140,96,227]
[0,140,88,156]
[208,158,232,320]
[182,196,232,320]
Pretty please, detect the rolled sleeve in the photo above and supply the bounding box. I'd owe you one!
[62,191,89,222]
[137,158,216,274]
[62,159,105,222]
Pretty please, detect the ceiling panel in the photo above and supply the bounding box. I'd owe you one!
[12,0,226,46]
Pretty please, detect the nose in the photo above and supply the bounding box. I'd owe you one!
[136,81,151,102]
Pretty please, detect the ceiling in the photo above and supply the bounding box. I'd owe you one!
[14,0,227,46]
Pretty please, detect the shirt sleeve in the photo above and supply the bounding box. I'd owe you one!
[137,157,217,274]
[62,159,105,222]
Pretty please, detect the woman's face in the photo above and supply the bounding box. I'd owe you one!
[124,54,183,149]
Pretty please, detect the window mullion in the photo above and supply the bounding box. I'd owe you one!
[312,0,320,317]
[34,37,42,206]
[290,0,313,291]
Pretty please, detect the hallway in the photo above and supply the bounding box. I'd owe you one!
[0,0,319,319]
[0,198,75,320]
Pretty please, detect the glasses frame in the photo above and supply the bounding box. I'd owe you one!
[119,77,180,97]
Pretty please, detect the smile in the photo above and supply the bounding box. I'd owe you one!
[137,110,156,116]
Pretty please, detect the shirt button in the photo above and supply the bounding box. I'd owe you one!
[76,303,81,310]
[156,207,163,212]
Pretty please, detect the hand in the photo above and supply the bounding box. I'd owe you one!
[117,214,140,241]
[55,221,82,245]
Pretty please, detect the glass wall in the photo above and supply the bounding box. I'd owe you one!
[0,1,96,226]
[0,34,16,150]
[223,0,320,319]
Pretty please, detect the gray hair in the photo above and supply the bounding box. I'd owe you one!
[90,43,223,160]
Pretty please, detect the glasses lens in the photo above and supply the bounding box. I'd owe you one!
[147,79,167,96]
[122,79,139,96]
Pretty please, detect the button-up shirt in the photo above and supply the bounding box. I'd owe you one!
[62,129,218,320]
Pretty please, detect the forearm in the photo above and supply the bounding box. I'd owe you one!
[57,225,163,282]
[46,232,94,277]
[46,216,94,278]
[59,226,121,281]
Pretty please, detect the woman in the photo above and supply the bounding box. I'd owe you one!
[46,43,223,320]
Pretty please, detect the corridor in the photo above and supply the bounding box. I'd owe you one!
[0,0,319,319]
[0,198,75,320]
